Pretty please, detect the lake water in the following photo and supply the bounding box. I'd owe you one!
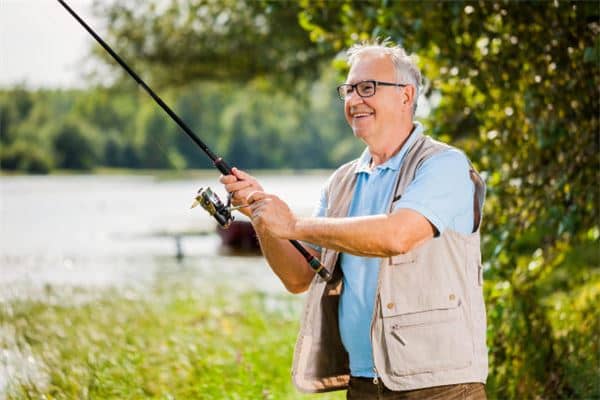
[0,172,330,300]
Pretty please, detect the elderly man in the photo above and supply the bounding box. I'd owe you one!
[220,40,488,399]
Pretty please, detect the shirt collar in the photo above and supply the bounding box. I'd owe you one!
[355,121,424,174]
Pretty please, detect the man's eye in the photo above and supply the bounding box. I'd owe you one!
[359,83,374,91]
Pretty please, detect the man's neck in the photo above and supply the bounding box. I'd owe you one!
[368,122,415,167]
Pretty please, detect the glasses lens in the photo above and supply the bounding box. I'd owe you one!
[337,85,350,99]
[356,81,376,97]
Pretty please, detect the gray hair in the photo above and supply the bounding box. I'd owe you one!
[346,38,422,115]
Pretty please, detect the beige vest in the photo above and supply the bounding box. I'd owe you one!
[292,131,488,393]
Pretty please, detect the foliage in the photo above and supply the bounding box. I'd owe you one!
[0,87,34,146]
[0,141,53,173]
[219,75,356,169]
[484,242,600,398]
[91,0,329,87]
[1,286,343,400]
[52,119,100,170]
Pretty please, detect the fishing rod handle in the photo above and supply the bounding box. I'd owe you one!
[290,240,332,282]
[214,158,232,175]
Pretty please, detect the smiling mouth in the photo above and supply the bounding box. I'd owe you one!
[352,112,373,119]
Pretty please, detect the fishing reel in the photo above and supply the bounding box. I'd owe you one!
[191,187,242,228]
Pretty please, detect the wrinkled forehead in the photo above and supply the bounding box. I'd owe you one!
[346,52,396,84]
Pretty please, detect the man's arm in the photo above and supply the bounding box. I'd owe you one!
[246,148,475,258]
[295,210,434,257]
[247,191,435,258]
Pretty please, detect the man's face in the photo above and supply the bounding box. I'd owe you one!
[344,54,406,143]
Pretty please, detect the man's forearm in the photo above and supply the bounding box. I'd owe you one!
[293,215,399,257]
[291,209,434,258]
[254,228,316,294]
[244,191,434,267]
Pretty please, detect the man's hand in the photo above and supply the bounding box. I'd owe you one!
[247,191,297,239]
[219,167,263,217]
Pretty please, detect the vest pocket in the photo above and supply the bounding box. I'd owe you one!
[383,299,472,376]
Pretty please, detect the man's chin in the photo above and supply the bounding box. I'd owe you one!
[352,128,371,140]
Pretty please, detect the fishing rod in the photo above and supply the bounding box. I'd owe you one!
[57,0,331,282]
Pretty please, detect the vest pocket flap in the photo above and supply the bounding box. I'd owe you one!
[381,293,460,318]
[388,300,461,327]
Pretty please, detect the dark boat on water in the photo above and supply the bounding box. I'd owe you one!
[216,220,261,252]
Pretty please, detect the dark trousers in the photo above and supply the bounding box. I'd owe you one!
[347,377,487,400]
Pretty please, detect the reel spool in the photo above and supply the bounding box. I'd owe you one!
[191,187,235,228]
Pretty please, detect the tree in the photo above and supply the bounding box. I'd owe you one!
[0,87,34,146]
[92,0,330,87]
[135,101,181,168]
[52,119,99,170]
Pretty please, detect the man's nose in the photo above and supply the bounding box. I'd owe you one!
[345,90,363,106]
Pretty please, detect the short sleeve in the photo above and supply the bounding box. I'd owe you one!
[302,183,328,252]
[312,185,328,218]
[393,149,475,235]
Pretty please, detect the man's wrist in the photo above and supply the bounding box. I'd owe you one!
[252,220,271,238]
[290,217,310,242]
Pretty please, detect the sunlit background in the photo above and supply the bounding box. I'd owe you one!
[0,1,598,399]
[1,0,102,88]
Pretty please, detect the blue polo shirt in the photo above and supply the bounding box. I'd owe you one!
[311,122,475,377]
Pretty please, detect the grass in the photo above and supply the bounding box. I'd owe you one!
[0,284,345,400]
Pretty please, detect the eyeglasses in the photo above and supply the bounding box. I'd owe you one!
[336,80,407,100]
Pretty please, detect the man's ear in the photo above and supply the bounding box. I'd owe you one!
[403,85,416,106]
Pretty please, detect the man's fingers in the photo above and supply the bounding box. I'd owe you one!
[246,191,267,205]
[219,168,253,184]
[250,200,269,221]
[219,174,237,184]
[232,167,252,180]
[249,198,268,211]
[247,191,265,204]
[226,180,253,193]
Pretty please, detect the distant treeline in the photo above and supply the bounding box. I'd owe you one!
[0,73,361,173]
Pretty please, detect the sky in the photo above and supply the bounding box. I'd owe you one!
[0,0,105,89]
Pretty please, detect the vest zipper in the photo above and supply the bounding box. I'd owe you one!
[370,288,383,385]
[369,166,402,386]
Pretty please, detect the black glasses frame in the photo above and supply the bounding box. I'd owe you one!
[336,80,407,100]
